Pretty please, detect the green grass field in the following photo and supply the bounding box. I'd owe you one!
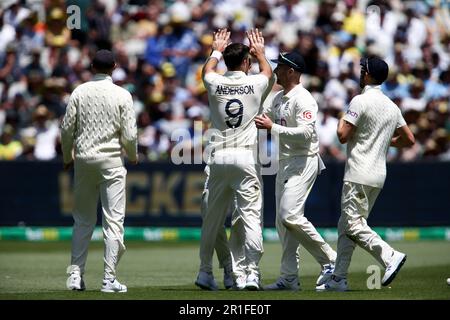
[0,240,449,300]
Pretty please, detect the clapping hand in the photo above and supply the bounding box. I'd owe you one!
[246,28,265,58]
[212,28,231,53]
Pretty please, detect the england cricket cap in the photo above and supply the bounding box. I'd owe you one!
[271,52,305,73]
[92,50,115,70]
[360,56,389,84]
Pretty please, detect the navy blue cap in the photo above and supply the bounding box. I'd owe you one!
[360,56,389,84]
[271,52,305,73]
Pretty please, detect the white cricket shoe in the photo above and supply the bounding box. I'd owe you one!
[316,264,334,286]
[223,269,234,290]
[66,265,85,291]
[233,274,247,291]
[316,275,348,292]
[245,274,260,291]
[382,251,407,286]
[101,278,127,293]
[195,271,218,291]
[263,277,300,291]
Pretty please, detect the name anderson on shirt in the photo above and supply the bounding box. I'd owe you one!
[215,85,255,95]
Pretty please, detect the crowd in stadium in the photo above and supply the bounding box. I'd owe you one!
[0,0,449,162]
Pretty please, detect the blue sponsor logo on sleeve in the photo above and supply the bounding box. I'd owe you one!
[346,110,358,118]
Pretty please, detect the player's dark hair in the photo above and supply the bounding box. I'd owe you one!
[223,43,250,71]
[360,56,389,85]
[92,49,116,74]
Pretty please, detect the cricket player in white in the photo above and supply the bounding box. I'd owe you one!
[317,56,415,291]
[61,50,138,293]
[195,28,272,291]
[255,52,337,291]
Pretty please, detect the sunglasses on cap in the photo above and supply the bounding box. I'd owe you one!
[279,52,301,69]
[360,58,370,74]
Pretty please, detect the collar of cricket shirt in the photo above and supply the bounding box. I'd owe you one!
[284,83,304,99]
[224,71,247,78]
[93,73,113,82]
[362,84,381,94]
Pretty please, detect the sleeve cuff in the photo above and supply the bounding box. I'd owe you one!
[342,115,357,126]
[210,50,222,61]
[270,124,281,134]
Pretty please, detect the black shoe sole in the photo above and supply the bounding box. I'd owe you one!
[382,255,407,286]
[245,285,260,291]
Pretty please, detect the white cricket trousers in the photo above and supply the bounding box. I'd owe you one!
[334,181,396,278]
[275,155,336,279]
[71,163,127,280]
[199,149,263,279]
[201,181,245,276]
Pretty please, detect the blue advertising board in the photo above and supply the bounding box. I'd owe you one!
[0,161,449,227]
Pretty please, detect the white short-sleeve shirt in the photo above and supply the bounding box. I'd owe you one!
[343,85,406,188]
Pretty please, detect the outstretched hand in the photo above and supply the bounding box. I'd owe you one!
[212,28,231,53]
[246,28,265,57]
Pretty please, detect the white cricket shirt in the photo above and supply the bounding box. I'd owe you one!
[203,71,269,150]
[343,85,407,188]
[265,83,320,160]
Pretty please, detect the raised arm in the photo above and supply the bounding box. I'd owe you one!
[246,28,272,79]
[202,28,230,78]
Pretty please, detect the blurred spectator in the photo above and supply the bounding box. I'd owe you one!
[365,1,398,61]
[381,67,409,100]
[39,77,68,118]
[3,0,31,28]
[0,44,22,89]
[18,10,44,55]
[145,1,200,85]
[317,109,346,161]
[87,1,112,49]
[0,124,22,160]
[296,32,320,75]
[45,7,70,48]
[401,79,427,112]
[0,9,16,60]
[342,0,365,37]
[27,105,59,160]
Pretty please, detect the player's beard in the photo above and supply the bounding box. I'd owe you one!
[275,70,283,86]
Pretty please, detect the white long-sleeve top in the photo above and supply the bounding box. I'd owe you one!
[264,83,319,160]
[61,74,137,169]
